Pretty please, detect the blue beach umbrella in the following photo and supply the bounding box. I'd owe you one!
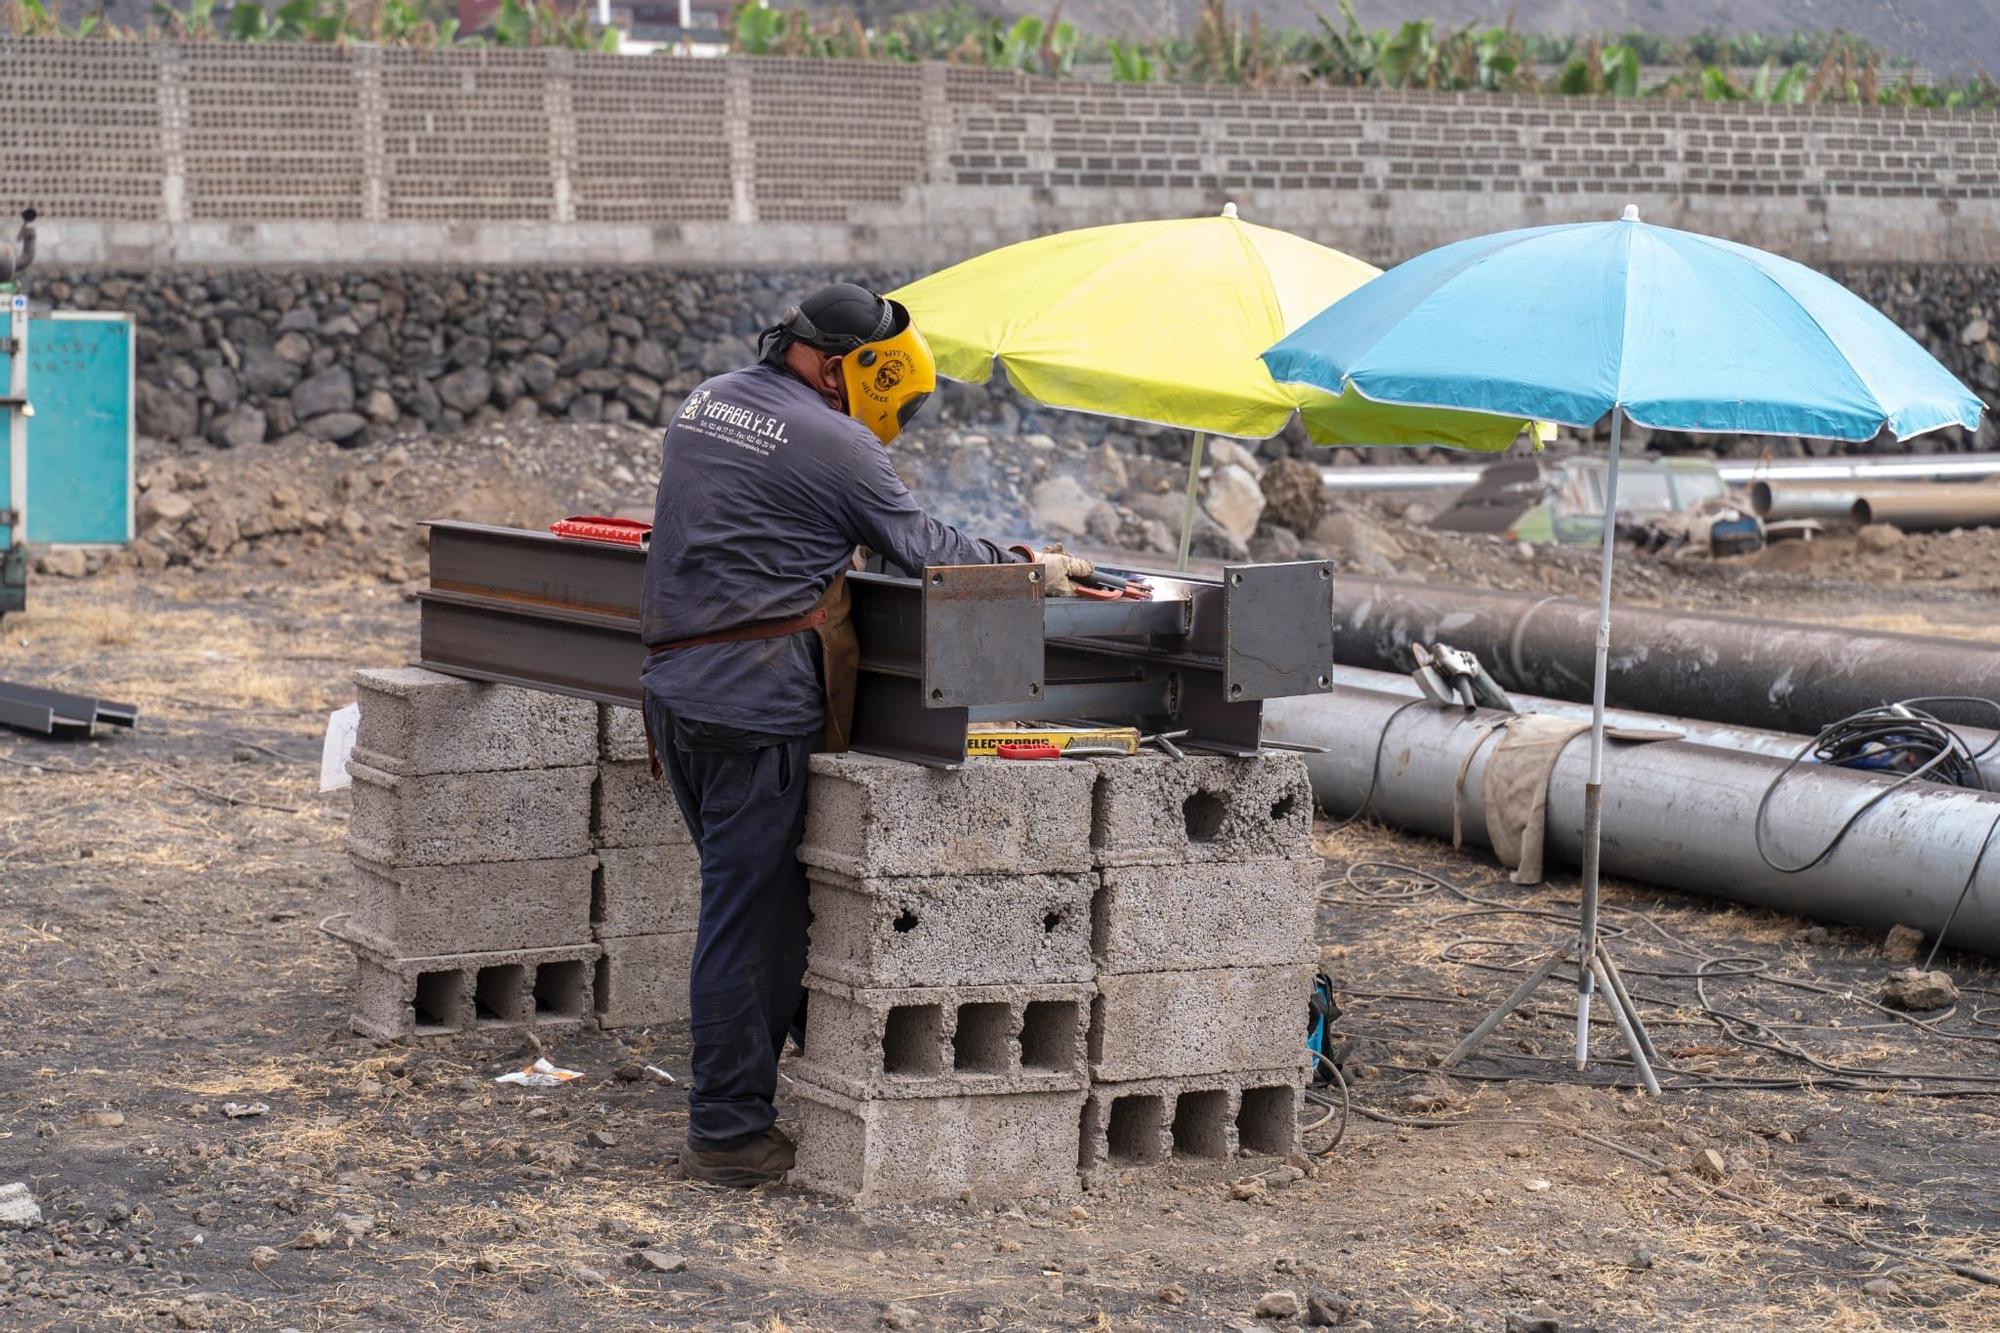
[1263,205,1986,1086]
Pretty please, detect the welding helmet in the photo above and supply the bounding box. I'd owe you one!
[758,284,937,444]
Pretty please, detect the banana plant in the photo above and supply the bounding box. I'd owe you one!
[1106,38,1153,83]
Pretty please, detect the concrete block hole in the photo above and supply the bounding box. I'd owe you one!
[1172,1089,1232,1157]
[534,960,588,1020]
[413,969,466,1034]
[1237,1085,1294,1155]
[892,908,918,933]
[474,964,527,1026]
[952,1001,1012,1074]
[1106,1094,1167,1164]
[1019,999,1078,1072]
[1183,790,1228,842]
[883,1003,944,1077]
[1270,792,1301,823]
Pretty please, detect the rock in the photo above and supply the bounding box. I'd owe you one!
[1882,923,1925,962]
[131,539,167,571]
[201,364,240,411]
[276,307,319,333]
[136,381,200,440]
[1248,524,1302,563]
[288,1226,337,1250]
[1504,1316,1558,1333]
[272,330,314,366]
[1693,1148,1728,1182]
[438,366,494,414]
[34,548,89,578]
[290,366,355,419]
[1209,436,1263,477]
[1203,463,1266,543]
[138,488,194,531]
[1305,1291,1353,1325]
[1856,523,1905,553]
[631,339,674,379]
[1031,474,1097,537]
[1260,457,1326,533]
[83,1109,125,1128]
[1962,317,1990,345]
[302,411,368,443]
[208,404,267,448]
[1156,1282,1188,1305]
[1862,1277,1900,1298]
[632,1248,687,1273]
[1229,1177,1265,1201]
[242,346,302,396]
[587,1129,617,1149]
[880,1304,920,1329]
[449,334,492,368]
[362,388,399,424]
[1878,967,1958,1011]
[1255,1289,1300,1320]
[250,1245,280,1270]
[559,324,611,374]
[0,1182,42,1230]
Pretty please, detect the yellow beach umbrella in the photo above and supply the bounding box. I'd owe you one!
[892,205,1536,566]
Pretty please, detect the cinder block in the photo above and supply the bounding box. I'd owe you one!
[1078,1069,1303,1179]
[599,704,651,763]
[594,758,691,849]
[1089,966,1313,1082]
[797,752,1095,878]
[806,868,1094,988]
[594,930,696,1029]
[1088,753,1314,867]
[346,760,595,866]
[348,939,600,1041]
[1093,857,1319,974]
[594,843,701,939]
[797,976,1091,1100]
[352,666,596,776]
[346,854,594,956]
[791,1079,1085,1205]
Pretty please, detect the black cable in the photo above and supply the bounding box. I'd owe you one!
[1322,698,1431,829]
[1754,696,2000,876]
[1923,807,2000,971]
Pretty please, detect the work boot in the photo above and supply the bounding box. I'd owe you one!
[682,1127,796,1188]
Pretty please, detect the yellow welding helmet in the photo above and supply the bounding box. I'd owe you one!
[839,306,936,445]
[758,284,937,444]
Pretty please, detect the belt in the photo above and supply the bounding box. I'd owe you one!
[646,606,829,654]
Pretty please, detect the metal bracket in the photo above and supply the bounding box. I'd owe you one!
[919,563,1042,709]
[1222,560,1335,702]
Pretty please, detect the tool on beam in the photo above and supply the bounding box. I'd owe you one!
[1410,642,1514,714]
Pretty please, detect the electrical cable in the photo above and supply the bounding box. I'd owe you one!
[1752,696,2000,876]
[1321,698,1431,829]
[1301,1047,1350,1155]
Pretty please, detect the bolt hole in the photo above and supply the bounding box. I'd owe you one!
[1316,674,1330,688]
[893,909,918,934]
[1028,682,1042,696]
[1229,683,1243,698]
[930,687,944,702]
[1229,572,1244,586]
[929,572,943,585]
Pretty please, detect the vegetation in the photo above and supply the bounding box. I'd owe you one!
[2,0,1994,108]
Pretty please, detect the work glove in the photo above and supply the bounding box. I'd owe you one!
[1010,543,1095,597]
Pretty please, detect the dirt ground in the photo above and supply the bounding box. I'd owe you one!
[3,451,2000,1331]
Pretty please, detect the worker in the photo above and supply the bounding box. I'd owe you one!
[640,283,1094,1187]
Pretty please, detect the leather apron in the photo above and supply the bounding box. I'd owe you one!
[643,568,859,773]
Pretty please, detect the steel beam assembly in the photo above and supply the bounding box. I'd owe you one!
[0,680,138,737]
[1265,687,2000,955]
[417,521,1335,767]
[1331,576,2000,733]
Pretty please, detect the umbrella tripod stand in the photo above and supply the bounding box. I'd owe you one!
[1438,411,1665,1094]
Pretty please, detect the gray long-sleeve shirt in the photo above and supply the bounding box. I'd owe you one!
[640,362,1016,736]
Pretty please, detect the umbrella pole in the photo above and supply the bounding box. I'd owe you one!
[1443,407,1662,1095]
[1175,431,1207,572]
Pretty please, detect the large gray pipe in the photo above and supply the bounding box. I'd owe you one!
[1748,479,1942,521]
[1332,577,2000,733]
[1266,688,2000,955]
[1328,664,2000,761]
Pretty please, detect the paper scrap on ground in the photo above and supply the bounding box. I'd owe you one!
[319,702,360,793]
[222,1101,270,1118]
[495,1057,584,1088]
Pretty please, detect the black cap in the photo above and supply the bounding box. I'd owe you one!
[794,283,896,349]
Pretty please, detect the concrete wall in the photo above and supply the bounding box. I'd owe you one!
[5,37,1998,269]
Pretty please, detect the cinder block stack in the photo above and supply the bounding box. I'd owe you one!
[1079,754,1319,1182]
[790,753,1100,1206]
[590,705,702,1029]
[343,667,602,1041]
[787,749,1321,1205]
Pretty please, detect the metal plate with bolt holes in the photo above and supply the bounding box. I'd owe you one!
[1222,560,1336,702]
[919,562,1044,710]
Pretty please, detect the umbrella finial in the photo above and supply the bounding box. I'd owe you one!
[1221,202,1239,220]
[1621,204,1642,222]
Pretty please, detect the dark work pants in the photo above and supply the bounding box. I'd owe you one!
[642,696,814,1151]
